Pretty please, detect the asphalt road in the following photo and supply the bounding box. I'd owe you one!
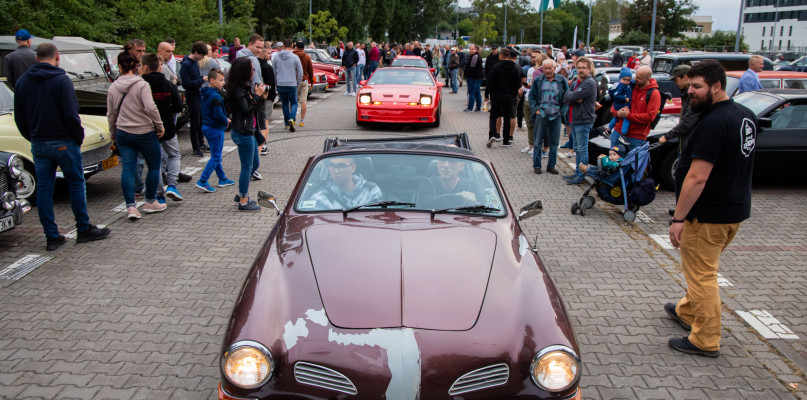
[0,82,805,399]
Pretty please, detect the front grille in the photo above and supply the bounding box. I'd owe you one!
[448,363,509,395]
[81,144,112,167]
[294,362,357,395]
[0,172,7,195]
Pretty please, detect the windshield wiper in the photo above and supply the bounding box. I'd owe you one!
[431,204,500,217]
[342,201,416,216]
[81,70,100,78]
[65,71,84,79]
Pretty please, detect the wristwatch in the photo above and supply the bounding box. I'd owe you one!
[669,218,685,226]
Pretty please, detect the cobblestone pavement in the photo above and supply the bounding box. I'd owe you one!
[0,82,805,399]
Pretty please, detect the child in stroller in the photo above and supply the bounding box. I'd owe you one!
[571,142,654,222]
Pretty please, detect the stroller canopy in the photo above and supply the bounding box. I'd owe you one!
[620,143,650,183]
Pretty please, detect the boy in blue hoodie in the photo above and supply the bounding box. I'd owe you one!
[196,69,234,192]
[608,68,633,146]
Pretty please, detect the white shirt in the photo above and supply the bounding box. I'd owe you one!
[357,49,366,65]
[641,55,652,67]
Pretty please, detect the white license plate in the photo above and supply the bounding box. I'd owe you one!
[0,215,14,233]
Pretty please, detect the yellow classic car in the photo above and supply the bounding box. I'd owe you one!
[0,77,118,203]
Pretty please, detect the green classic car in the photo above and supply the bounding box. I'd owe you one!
[0,78,117,203]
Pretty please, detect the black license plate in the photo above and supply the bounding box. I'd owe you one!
[0,215,14,233]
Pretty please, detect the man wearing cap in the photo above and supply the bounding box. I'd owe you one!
[3,30,37,89]
[660,65,700,148]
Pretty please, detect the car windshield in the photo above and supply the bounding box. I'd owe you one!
[0,81,13,113]
[367,68,434,85]
[315,49,336,62]
[391,58,428,68]
[653,58,674,73]
[733,92,780,116]
[59,52,106,78]
[726,76,740,96]
[296,153,505,216]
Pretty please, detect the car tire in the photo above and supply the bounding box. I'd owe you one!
[432,103,441,127]
[659,149,678,191]
[16,160,37,205]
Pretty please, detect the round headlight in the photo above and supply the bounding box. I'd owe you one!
[359,94,372,104]
[8,155,23,179]
[2,192,16,211]
[222,341,273,389]
[530,345,580,392]
[420,96,432,105]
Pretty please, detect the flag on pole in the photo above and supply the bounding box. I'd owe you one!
[539,0,561,12]
[573,26,578,49]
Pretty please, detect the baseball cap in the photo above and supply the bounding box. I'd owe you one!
[491,44,498,49]
[670,65,691,79]
[15,29,32,41]
[276,41,283,48]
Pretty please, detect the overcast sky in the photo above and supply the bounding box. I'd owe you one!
[456,0,744,31]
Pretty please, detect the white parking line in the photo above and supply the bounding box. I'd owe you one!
[198,156,210,163]
[222,145,237,154]
[649,234,675,250]
[112,201,145,212]
[636,210,653,223]
[736,310,799,339]
[0,254,53,280]
[717,273,733,287]
[65,225,107,240]
[181,166,203,176]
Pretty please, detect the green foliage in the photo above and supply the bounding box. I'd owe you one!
[307,11,348,45]
[612,30,650,45]
[683,31,748,52]
[622,0,698,39]
[458,18,474,37]
[470,13,498,45]
[591,36,609,51]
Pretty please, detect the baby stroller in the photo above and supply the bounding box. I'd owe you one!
[571,142,656,222]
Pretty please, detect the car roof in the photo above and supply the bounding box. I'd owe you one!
[394,55,424,60]
[51,36,122,50]
[752,88,807,98]
[655,52,768,60]
[0,36,95,52]
[323,134,473,153]
[726,70,807,78]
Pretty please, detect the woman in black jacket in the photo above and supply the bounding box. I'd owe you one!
[228,57,268,211]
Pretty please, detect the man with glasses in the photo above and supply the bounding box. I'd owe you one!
[307,157,383,209]
[416,158,485,208]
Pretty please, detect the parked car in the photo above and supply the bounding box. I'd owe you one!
[0,78,117,203]
[356,67,443,126]
[514,44,553,56]
[218,133,581,400]
[725,70,807,97]
[52,36,123,79]
[0,150,32,234]
[776,55,807,72]
[588,89,807,189]
[652,52,774,98]
[305,48,346,83]
[0,36,112,115]
[774,51,803,62]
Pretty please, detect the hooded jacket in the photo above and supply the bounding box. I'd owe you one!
[563,75,598,125]
[106,74,164,137]
[142,72,182,141]
[341,48,358,68]
[180,55,204,96]
[14,62,84,144]
[487,59,522,99]
[274,50,303,87]
[237,47,263,86]
[292,49,315,83]
[201,87,229,131]
[611,78,661,140]
[663,88,700,148]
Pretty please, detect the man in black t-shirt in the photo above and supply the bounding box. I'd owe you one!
[666,60,756,358]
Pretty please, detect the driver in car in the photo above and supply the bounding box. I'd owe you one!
[307,157,383,209]
[417,158,486,207]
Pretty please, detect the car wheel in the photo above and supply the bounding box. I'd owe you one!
[16,160,37,205]
[659,149,678,191]
[432,103,441,127]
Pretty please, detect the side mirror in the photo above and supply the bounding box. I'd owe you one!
[430,68,436,73]
[758,117,772,129]
[257,191,281,215]
[518,200,543,221]
[359,80,367,86]
[436,82,445,88]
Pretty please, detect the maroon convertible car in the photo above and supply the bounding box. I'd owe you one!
[218,134,582,400]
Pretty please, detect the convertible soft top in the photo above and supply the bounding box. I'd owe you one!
[323,133,472,154]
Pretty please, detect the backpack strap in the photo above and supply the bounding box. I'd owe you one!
[645,87,657,105]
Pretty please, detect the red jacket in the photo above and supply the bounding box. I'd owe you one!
[611,78,660,141]
[292,49,315,83]
[368,46,380,62]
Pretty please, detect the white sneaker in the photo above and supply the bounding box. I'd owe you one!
[142,201,167,214]
[127,206,141,221]
[527,149,534,156]
[520,146,531,153]
[343,92,351,96]
[350,92,356,96]
[252,170,263,180]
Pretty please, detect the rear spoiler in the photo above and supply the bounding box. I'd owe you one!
[323,133,472,153]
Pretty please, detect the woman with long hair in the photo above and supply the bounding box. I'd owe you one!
[228,57,268,211]
[107,48,166,220]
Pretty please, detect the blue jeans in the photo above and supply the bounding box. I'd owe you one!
[31,140,91,238]
[231,131,259,198]
[449,69,458,92]
[277,86,298,125]
[533,116,562,169]
[367,60,378,79]
[346,66,357,93]
[609,130,647,152]
[117,130,161,207]
[357,64,365,82]
[571,123,593,175]
[200,127,227,183]
[466,78,482,110]
[608,116,630,135]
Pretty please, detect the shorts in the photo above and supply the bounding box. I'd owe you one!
[298,81,309,104]
[511,95,520,117]
[257,108,267,130]
[263,98,273,120]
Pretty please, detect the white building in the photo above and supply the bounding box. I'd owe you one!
[741,0,807,51]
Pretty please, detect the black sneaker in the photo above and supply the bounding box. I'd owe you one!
[668,209,676,216]
[192,150,204,157]
[546,167,559,175]
[533,168,542,174]
[664,302,692,330]
[46,235,66,251]
[200,144,211,151]
[76,225,111,244]
[668,336,719,358]
[178,172,192,183]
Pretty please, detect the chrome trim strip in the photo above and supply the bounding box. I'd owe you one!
[448,363,509,395]
[294,362,358,395]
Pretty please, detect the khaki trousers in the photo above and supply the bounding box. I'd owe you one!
[675,218,741,351]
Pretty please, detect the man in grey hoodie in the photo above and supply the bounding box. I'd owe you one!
[274,38,303,132]
[562,56,598,185]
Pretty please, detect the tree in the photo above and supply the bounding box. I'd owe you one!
[612,30,649,45]
[471,13,498,45]
[622,0,697,39]
[307,11,348,45]
[458,18,474,37]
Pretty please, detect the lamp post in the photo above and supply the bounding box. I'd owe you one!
[649,0,658,53]
[218,0,223,38]
[503,1,508,46]
[540,2,544,44]
[309,0,313,44]
[586,0,592,48]
[735,0,745,52]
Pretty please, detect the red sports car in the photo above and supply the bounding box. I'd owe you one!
[218,134,581,400]
[356,67,443,126]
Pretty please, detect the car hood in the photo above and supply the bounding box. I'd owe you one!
[79,114,113,149]
[360,84,437,101]
[306,224,496,331]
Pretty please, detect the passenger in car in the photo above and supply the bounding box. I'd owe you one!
[416,159,486,207]
[306,157,383,209]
